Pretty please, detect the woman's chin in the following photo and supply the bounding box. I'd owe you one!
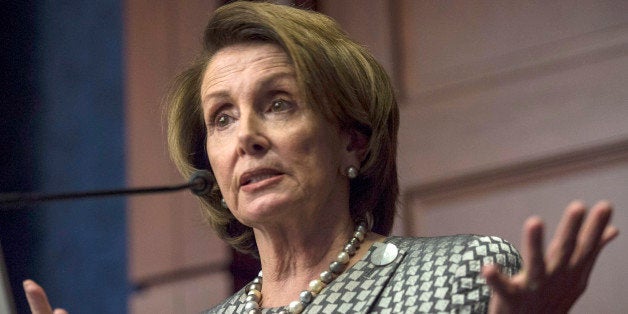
[235,197,295,225]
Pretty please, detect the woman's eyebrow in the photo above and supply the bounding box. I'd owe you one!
[202,90,230,105]
[257,71,297,90]
[201,70,297,106]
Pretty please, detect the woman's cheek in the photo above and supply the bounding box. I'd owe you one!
[207,154,231,200]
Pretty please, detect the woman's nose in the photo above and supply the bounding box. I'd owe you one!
[237,113,270,156]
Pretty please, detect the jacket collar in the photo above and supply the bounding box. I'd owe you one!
[303,239,407,313]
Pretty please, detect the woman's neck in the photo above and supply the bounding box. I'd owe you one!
[253,214,351,307]
[253,218,385,308]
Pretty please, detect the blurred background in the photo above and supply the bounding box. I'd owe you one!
[1,0,627,313]
[1,0,126,313]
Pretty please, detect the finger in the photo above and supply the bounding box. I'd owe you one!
[572,201,613,264]
[482,264,517,297]
[599,225,619,247]
[53,309,69,314]
[579,225,620,278]
[522,216,546,287]
[569,202,616,297]
[23,280,53,314]
[546,201,586,271]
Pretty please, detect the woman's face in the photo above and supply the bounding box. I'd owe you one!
[200,43,356,228]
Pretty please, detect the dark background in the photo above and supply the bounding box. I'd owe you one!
[0,1,127,313]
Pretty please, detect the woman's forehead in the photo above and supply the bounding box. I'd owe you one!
[207,43,289,71]
[202,43,294,86]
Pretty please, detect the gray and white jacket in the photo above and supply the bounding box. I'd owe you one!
[204,235,521,313]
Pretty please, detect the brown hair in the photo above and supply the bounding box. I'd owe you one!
[167,1,399,255]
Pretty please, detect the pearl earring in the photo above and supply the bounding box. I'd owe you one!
[220,198,228,209]
[346,166,358,179]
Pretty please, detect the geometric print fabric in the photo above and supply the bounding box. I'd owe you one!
[204,235,521,314]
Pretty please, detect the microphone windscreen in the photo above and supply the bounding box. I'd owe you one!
[189,170,214,196]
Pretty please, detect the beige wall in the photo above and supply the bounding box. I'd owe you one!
[125,1,231,313]
[321,0,628,313]
[126,0,628,312]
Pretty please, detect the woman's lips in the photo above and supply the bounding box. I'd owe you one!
[243,173,277,185]
[239,169,284,191]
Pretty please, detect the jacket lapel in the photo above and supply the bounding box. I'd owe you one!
[304,241,407,313]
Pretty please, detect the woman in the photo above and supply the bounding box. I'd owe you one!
[25,2,618,313]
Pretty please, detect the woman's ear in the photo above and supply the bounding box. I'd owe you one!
[345,129,369,164]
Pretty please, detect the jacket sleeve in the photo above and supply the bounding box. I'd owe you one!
[448,235,522,313]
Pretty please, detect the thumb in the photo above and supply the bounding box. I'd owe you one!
[23,279,54,314]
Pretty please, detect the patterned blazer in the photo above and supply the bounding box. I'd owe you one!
[204,235,521,313]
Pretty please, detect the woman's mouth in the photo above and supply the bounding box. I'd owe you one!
[239,169,284,190]
[242,173,278,186]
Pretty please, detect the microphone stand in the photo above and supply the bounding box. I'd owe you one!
[0,170,214,207]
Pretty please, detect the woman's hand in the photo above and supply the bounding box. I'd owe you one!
[23,280,68,314]
[483,200,619,314]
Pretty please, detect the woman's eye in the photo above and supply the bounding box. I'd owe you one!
[270,99,292,112]
[213,113,234,128]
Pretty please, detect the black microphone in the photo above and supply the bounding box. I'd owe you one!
[0,170,214,207]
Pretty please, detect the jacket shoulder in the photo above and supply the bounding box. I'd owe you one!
[390,235,521,275]
[200,288,244,314]
[368,235,521,313]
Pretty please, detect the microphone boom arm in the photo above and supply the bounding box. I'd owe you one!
[0,170,213,207]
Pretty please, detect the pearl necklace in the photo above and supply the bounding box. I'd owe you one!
[243,222,369,314]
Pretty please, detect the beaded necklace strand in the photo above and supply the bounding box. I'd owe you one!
[243,221,369,314]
